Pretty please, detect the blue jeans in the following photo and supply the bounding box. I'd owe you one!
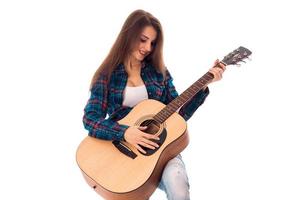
[157,154,190,200]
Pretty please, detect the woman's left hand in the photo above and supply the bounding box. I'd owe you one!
[208,59,226,83]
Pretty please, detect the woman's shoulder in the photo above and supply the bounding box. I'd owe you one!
[90,72,109,91]
[95,72,108,83]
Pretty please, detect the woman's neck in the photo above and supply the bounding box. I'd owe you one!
[125,57,142,73]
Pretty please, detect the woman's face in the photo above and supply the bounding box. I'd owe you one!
[132,26,157,62]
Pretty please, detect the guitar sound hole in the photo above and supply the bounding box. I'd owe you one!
[140,119,160,135]
[138,119,167,156]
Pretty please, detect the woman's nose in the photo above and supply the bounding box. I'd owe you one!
[145,42,152,52]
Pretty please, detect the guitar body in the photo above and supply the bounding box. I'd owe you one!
[76,99,189,200]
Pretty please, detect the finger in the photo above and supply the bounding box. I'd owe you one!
[142,138,159,148]
[214,59,219,65]
[212,70,221,81]
[220,64,226,71]
[211,67,220,72]
[138,126,147,130]
[139,141,156,150]
[219,72,222,79]
[218,61,225,68]
[219,68,224,74]
[214,74,220,81]
[135,144,146,154]
[210,68,219,76]
[143,133,160,140]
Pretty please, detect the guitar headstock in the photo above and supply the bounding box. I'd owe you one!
[221,46,252,66]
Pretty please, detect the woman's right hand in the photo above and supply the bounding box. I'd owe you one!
[124,126,160,154]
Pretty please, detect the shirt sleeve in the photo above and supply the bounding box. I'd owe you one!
[82,74,129,141]
[163,69,210,121]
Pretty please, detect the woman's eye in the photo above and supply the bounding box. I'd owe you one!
[140,39,147,43]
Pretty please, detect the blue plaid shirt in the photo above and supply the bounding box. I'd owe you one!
[83,63,209,141]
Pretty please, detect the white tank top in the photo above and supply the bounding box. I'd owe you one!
[122,85,148,107]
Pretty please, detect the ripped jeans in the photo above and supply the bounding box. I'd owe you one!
[157,154,190,200]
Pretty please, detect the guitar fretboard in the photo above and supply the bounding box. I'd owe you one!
[153,71,214,123]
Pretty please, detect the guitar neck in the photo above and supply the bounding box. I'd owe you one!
[153,69,217,123]
[151,45,252,124]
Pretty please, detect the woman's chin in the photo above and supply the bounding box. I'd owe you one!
[132,53,145,62]
[136,56,145,61]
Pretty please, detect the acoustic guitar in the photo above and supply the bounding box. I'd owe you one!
[76,46,252,200]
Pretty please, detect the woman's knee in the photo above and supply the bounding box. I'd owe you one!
[161,156,190,200]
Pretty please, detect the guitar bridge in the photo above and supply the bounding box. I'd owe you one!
[112,140,137,159]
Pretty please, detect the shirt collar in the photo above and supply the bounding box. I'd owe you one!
[114,62,149,74]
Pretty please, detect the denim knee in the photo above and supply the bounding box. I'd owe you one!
[159,155,190,200]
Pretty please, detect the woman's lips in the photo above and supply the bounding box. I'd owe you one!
[139,50,146,56]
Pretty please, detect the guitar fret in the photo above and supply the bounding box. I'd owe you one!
[188,86,197,94]
[178,96,185,104]
[155,113,164,122]
[168,104,177,112]
[175,98,183,107]
[171,99,179,109]
[157,114,165,123]
[161,109,169,119]
[182,92,188,99]
[196,78,205,84]
[198,79,206,85]
[196,83,204,89]
[205,72,214,79]
[202,76,210,82]
[153,115,161,123]
[185,90,194,98]
[181,93,189,100]
[167,106,175,114]
[191,85,199,92]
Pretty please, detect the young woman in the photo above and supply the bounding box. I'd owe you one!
[83,9,225,200]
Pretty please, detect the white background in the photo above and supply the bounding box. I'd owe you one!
[1,0,299,199]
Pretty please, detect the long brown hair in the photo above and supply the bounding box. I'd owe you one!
[90,9,165,89]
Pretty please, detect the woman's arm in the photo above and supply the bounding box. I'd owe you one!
[163,60,225,121]
[163,69,210,121]
[83,74,129,141]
